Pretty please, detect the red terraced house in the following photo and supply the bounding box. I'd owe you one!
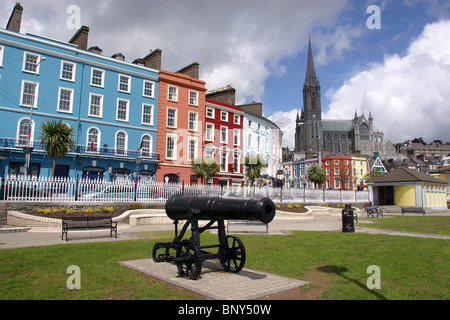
[322,155,353,190]
[204,97,244,187]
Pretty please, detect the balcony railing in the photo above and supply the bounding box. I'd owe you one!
[0,137,160,162]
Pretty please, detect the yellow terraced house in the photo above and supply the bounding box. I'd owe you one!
[351,157,369,191]
[368,167,447,210]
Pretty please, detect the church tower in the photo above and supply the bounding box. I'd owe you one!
[295,38,323,154]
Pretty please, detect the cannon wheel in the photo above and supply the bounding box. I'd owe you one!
[176,239,202,280]
[221,235,246,273]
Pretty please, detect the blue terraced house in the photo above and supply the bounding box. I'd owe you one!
[0,3,160,181]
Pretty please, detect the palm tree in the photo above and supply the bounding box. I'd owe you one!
[244,155,264,187]
[39,120,76,177]
[191,157,220,184]
[307,165,327,189]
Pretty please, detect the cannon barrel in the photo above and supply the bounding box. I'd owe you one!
[165,196,276,224]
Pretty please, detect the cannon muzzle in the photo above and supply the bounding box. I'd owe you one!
[165,196,276,224]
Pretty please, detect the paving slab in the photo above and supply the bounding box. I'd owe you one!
[119,259,309,300]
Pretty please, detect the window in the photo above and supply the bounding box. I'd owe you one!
[334,167,340,175]
[115,131,127,156]
[248,134,252,148]
[168,85,178,101]
[220,126,228,144]
[142,104,154,125]
[23,52,41,73]
[57,88,74,113]
[143,80,155,98]
[167,108,177,128]
[221,111,228,122]
[60,61,76,81]
[91,68,104,87]
[206,107,215,119]
[21,81,38,107]
[248,120,252,127]
[206,123,214,141]
[0,46,4,67]
[205,146,215,159]
[188,137,198,161]
[17,118,32,146]
[87,127,100,153]
[334,160,339,165]
[89,94,103,117]
[188,112,198,131]
[118,74,131,93]
[140,135,152,157]
[233,151,241,173]
[189,90,198,106]
[220,149,228,172]
[233,129,240,146]
[234,114,240,125]
[166,134,177,160]
[116,99,129,122]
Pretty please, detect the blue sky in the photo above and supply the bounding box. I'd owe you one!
[1,0,450,148]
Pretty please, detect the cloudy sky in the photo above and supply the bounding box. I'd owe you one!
[2,0,450,149]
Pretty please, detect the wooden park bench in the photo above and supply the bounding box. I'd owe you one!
[401,207,426,216]
[366,207,383,218]
[62,216,117,241]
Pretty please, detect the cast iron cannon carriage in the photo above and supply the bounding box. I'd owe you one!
[152,196,276,280]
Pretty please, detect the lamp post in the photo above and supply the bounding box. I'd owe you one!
[24,56,46,177]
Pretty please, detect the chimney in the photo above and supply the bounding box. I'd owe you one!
[206,85,236,106]
[177,62,199,79]
[143,49,162,70]
[111,53,125,61]
[69,26,90,50]
[88,46,103,55]
[239,102,263,117]
[6,2,23,33]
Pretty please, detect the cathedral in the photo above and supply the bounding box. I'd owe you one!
[294,38,393,158]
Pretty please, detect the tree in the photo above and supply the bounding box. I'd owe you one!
[191,157,219,184]
[244,155,264,187]
[39,120,76,177]
[307,165,327,189]
[364,169,383,182]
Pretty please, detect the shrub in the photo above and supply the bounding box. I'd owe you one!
[103,207,114,213]
[276,205,281,209]
[43,208,51,215]
[60,208,67,214]
[128,203,144,210]
[287,204,293,209]
[94,208,102,213]
[294,204,302,208]
[82,207,93,214]
[65,208,74,214]
[52,208,59,214]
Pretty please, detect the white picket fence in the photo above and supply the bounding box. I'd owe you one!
[1,176,370,203]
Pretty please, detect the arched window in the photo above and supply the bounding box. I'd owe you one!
[115,131,127,156]
[360,123,370,141]
[87,127,100,153]
[140,134,152,157]
[17,118,33,146]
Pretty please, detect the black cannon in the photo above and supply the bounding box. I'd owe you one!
[152,196,276,280]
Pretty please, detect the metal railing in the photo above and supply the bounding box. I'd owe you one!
[1,175,370,203]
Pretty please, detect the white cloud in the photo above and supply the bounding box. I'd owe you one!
[324,19,450,143]
[269,109,299,150]
[0,0,351,104]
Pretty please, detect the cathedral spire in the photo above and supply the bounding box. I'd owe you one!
[305,36,318,85]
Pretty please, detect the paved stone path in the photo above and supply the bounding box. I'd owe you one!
[119,259,309,300]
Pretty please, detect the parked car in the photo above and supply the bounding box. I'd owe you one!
[222,191,242,199]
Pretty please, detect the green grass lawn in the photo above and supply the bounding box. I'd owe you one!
[1,217,449,300]
[358,215,450,235]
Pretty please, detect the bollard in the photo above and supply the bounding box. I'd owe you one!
[342,204,355,233]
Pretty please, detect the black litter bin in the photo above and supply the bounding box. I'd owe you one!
[342,204,355,233]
